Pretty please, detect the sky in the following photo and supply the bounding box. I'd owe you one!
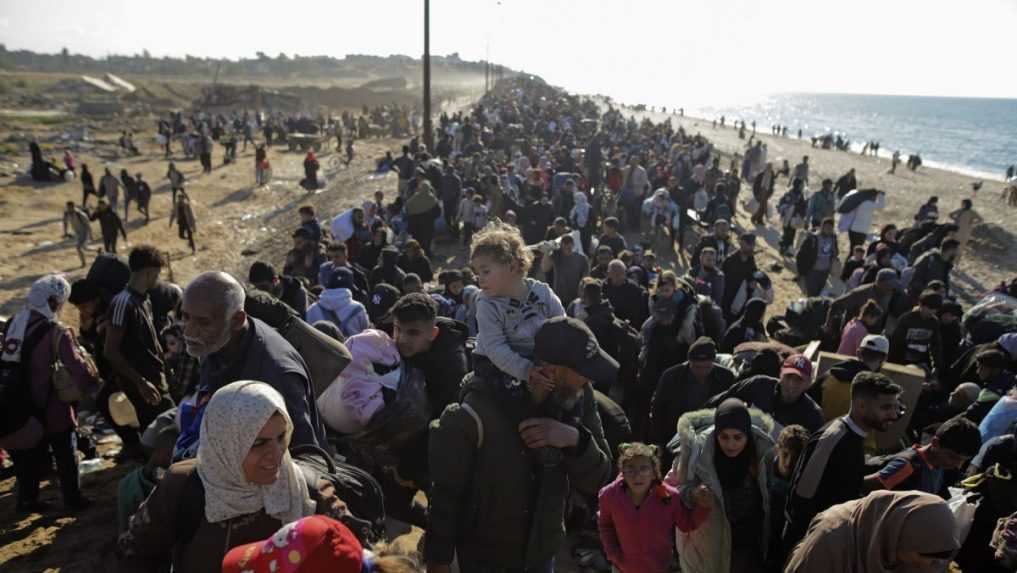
[1,0,1015,106]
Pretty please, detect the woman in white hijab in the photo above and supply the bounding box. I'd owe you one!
[2,273,97,513]
[118,381,318,573]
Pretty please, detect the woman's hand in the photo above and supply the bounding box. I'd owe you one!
[691,484,714,509]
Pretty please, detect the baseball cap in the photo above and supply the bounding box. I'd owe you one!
[367,283,400,324]
[688,336,718,362]
[248,261,277,284]
[781,354,814,381]
[222,516,366,573]
[325,266,355,291]
[740,232,757,243]
[534,316,619,388]
[876,268,899,287]
[859,334,890,355]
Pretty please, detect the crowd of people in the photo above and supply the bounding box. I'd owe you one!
[5,75,1017,573]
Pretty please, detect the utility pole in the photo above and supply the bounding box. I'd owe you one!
[422,0,433,152]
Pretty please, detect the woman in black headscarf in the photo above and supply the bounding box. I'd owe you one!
[721,298,768,353]
[667,398,776,573]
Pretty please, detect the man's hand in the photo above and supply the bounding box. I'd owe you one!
[691,484,714,509]
[518,418,579,449]
[315,479,350,519]
[136,379,161,406]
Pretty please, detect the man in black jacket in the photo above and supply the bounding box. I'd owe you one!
[604,259,649,329]
[577,279,640,398]
[649,337,736,465]
[708,353,824,432]
[783,372,902,558]
[426,317,613,572]
[889,290,944,373]
[379,293,469,526]
[248,261,312,319]
[721,233,758,320]
[690,218,735,270]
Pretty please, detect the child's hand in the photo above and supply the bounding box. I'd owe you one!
[526,366,556,397]
[691,484,714,509]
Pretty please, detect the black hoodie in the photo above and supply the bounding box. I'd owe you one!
[404,317,469,420]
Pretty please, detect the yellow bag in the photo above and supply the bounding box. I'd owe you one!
[50,326,82,403]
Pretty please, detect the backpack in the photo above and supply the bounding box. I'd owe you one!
[86,252,130,304]
[0,320,53,442]
[322,304,366,338]
[175,444,386,546]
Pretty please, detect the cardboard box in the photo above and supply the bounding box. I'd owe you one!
[805,349,926,453]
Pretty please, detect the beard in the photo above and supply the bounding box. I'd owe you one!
[184,326,231,359]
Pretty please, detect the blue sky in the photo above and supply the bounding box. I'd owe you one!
[1,0,1015,105]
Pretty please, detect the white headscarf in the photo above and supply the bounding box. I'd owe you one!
[1,274,70,362]
[570,191,590,228]
[196,380,314,524]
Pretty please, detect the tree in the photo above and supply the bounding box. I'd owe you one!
[276,52,289,61]
[256,51,269,61]
[142,49,151,59]
[60,47,69,68]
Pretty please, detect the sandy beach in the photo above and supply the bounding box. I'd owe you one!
[618,107,1017,314]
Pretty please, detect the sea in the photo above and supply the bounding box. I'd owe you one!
[685,93,1017,182]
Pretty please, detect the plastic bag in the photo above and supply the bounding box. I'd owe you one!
[330,209,355,242]
[947,486,980,547]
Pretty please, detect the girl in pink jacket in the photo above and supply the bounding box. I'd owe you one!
[598,442,709,573]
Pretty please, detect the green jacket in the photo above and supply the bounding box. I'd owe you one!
[426,373,612,569]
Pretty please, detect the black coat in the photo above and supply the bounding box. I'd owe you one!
[707,375,824,432]
[603,279,648,330]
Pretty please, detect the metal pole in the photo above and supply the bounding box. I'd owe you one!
[422,0,433,152]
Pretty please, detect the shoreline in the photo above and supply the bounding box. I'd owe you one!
[636,107,1010,183]
[610,102,1017,308]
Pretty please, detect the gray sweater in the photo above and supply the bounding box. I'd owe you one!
[473,278,565,381]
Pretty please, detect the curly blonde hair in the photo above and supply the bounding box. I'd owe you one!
[469,220,533,275]
[617,442,663,479]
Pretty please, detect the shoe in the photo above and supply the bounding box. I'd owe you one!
[16,500,52,515]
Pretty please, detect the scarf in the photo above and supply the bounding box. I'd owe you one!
[196,380,314,524]
[2,274,70,362]
[785,490,958,573]
[713,398,754,489]
[570,191,590,228]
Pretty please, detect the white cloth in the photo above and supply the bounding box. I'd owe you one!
[1,274,70,362]
[837,190,886,234]
[569,191,590,228]
[196,381,314,524]
[330,209,355,242]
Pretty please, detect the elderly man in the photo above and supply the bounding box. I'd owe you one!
[427,316,613,572]
[173,271,328,460]
[603,259,649,329]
